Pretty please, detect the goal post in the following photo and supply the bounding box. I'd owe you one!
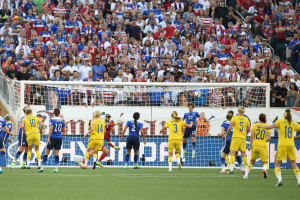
[2,80,271,168]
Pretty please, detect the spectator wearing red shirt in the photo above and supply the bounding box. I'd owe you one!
[163,21,176,38]
[234,46,244,60]
[220,30,236,53]
[42,0,55,14]
[253,6,265,35]
[240,0,255,18]
[264,23,275,43]
[153,25,165,40]
[275,19,286,44]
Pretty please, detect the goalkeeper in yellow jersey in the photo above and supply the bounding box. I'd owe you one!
[243,113,271,179]
[223,107,250,174]
[82,111,105,169]
[258,109,300,187]
[159,111,193,171]
[21,108,44,169]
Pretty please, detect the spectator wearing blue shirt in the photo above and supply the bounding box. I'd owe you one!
[52,70,64,81]
[147,86,166,106]
[24,0,36,14]
[92,57,106,80]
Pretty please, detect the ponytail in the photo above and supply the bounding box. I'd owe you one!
[4,114,11,121]
[171,111,181,121]
[284,109,292,124]
[133,112,140,135]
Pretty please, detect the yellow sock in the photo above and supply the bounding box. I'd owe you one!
[35,151,41,160]
[229,154,235,164]
[275,167,282,182]
[242,155,248,167]
[247,163,253,171]
[225,155,229,165]
[93,154,97,161]
[168,156,172,163]
[175,153,180,159]
[85,152,90,166]
[293,168,300,182]
[27,151,32,160]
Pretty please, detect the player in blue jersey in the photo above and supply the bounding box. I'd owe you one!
[121,112,146,169]
[182,102,200,159]
[11,106,29,169]
[219,111,243,173]
[0,115,14,174]
[39,108,65,173]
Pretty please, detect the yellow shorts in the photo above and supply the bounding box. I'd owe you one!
[167,140,182,153]
[251,146,268,162]
[87,140,103,152]
[27,133,40,146]
[230,138,246,152]
[276,146,297,161]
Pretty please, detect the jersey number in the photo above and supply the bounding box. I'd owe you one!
[173,124,178,133]
[54,124,62,132]
[132,125,136,132]
[255,129,265,140]
[284,126,292,138]
[97,124,103,133]
[239,122,243,132]
[29,119,36,127]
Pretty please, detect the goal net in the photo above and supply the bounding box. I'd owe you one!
[1,79,271,168]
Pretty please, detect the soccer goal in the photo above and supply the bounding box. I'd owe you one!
[0,79,271,168]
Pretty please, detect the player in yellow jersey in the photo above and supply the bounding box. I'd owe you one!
[223,106,250,174]
[243,113,271,179]
[159,111,193,171]
[258,109,300,186]
[21,108,44,169]
[82,111,105,169]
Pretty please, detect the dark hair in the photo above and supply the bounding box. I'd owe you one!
[188,102,195,108]
[133,112,140,135]
[259,113,266,123]
[284,109,292,124]
[226,113,232,120]
[290,83,298,91]
[54,108,60,116]
[228,110,234,115]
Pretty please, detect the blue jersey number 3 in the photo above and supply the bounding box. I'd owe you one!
[173,124,178,133]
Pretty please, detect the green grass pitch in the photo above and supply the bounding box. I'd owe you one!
[0,167,299,200]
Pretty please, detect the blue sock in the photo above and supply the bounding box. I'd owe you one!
[134,154,138,165]
[0,151,5,157]
[42,155,48,166]
[221,158,225,166]
[14,151,22,160]
[183,143,187,151]
[125,154,130,165]
[23,153,27,163]
[236,156,242,167]
[192,142,196,151]
[55,156,59,168]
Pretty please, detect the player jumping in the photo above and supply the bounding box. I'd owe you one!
[243,113,270,179]
[183,102,199,159]
[258,109,300,186]
[39,108,66,173]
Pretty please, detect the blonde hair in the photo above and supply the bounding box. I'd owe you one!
[171,111,181,121]
[25,108,32,115]
[93,111,101,118]
[4,114,11,121]
[238,106,245,114]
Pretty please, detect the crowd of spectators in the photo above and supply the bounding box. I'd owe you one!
[0,0,299,108]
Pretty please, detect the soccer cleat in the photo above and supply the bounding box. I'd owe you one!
[192,152,195,159]
[227,170,234,174]
[177,162,181,170]
[134,165,140,169]
[11,162,16,169]
[27,166,31,169]
[114,146,120,150]
[243,175,248,179]
[275,181,283,187]
[297,183,300,187]
[183,151,187,159]
[39,167,44,173]
[81,166,87,169]
[21,164,27,169]
[80,162,84,168]
[168,168,172,172]
[0,169,3,174]
[92,162,96,169]
[96,161,104,168]
[124,165,127,169]
[115,120,123,125]
[240,169,245,174]
[220,170,226,174]
[38,166,41,170]
[263,170,268,179]
[51,169,58,173]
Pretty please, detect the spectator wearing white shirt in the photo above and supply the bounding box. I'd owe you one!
[144,18,158,34]
[204,35,215,55]
[114,69,125,82]
[78,58,92,80]
[189,50,201,64]
[281,62,294,77]
[171,0,184,13]
[200,0,210,11]
[49,57,60,79]
[16,39,30,57]
[62,58,79,80]
[290,73,300,88]
[0,22,12,43]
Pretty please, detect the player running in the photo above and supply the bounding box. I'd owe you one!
[39,108,66,173]
[258,109,300,186]
[21,108,44,169]
[80,113,122,168]
[159,111,193,171]
[82,111,105,169]
[0,115,14,174]
[121,112,146,169]
[11,107,29,169]
[223,107,250,174]
[243,113,271,179]
[183,102,200,159]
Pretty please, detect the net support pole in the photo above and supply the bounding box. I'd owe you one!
[265,83,271,122]
[19,81,25,116]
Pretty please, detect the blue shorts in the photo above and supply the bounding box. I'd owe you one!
[0,136,6,149]
[47,138,62,150]
[222,140,231,155]
[126,136,140,150]
[183,127,196,138]
[19,134,28,147]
